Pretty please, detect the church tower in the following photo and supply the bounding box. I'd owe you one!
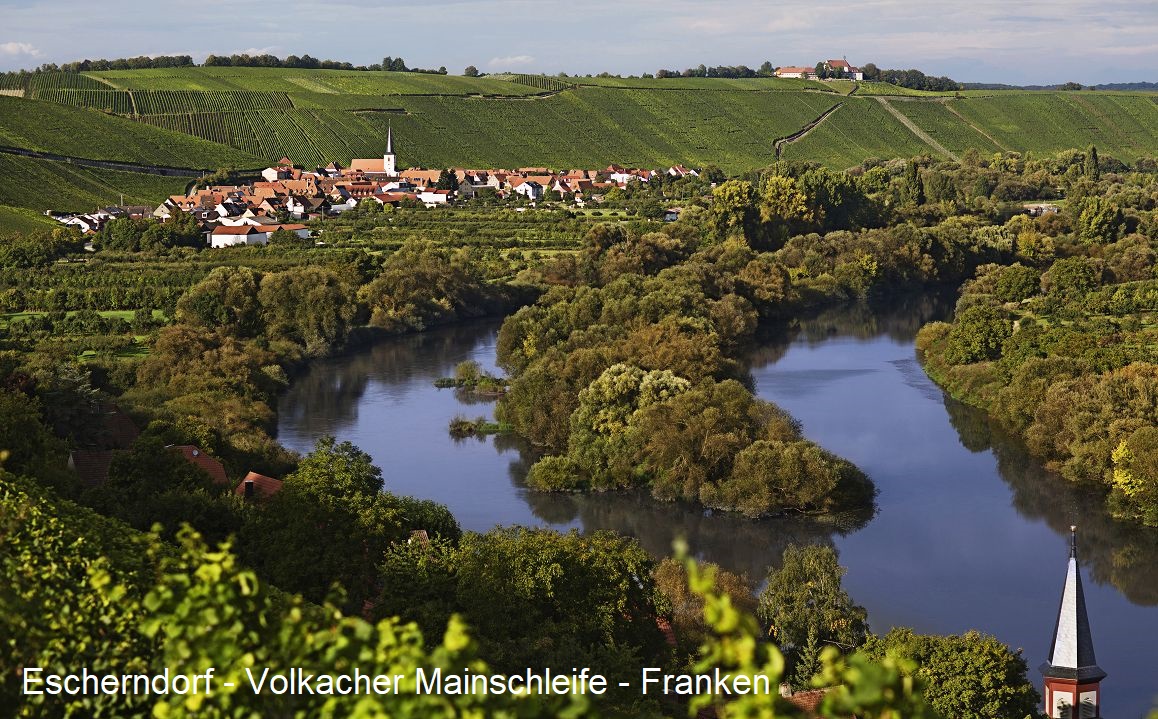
[384,124,397,176]
[1041,527,1106,718]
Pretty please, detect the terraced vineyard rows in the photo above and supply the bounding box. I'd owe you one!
[0,154,189,211]
[352,88,842,171]
[0,96,261,168]
[948,94,1158,160]
[132,90,293,114]
[91,67,539,96]
[504,74,573,92]
[887,100,1004,154]
[139,109,384,166]
[572,76,832,92]
[780,98,937,167]
[29,89,134,113]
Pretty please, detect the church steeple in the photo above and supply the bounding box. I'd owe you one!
[1040,527,1106,718]
[384,124,396,176]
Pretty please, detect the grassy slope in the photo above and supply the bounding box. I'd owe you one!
[0,154,189,213]
[947,93,1158,161]
[2,69,1157,175]
[781,98,936,167]
[0,204,58,232]
[0,95,262,168]
[90,67,542,95]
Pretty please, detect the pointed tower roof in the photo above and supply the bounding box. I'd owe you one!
[1040,527,1107,683]
[386,123,394,155]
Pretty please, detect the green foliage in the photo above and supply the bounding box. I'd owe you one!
[258,266,357,356]
[944,304,1011,364]
[359,240,497,332]
[862,627,1041,719]
[757,545,869,676]
[175,266,263,337]
[0,95,259,167]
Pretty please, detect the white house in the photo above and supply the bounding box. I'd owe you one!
[510,179,543,201]
[211,226,268,248]
[417,189,451,207]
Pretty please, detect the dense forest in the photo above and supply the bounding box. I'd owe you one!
[3,141,1157,716]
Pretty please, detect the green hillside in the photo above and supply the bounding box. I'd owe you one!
[0,95,261,168]
[1,68,1156,180]
[0,154,188,212]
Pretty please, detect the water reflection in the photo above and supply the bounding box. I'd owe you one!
[946,398,1158,607]
[278,300,1158,717]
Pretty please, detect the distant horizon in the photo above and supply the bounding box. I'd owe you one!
[2,54,1155,89]
[1,0,1154,85]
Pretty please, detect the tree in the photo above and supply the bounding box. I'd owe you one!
[943,304,1011,364]
[1075,196,1123,245]
[258,266,357,356]
[175,266,263,337]
[463,65,479,77]
[862,628,1040,719]
[1084,145,1100,180]
[757,544,869,675]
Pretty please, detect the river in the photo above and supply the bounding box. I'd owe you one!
[278,302,1158,716]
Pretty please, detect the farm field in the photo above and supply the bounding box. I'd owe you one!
[886,99,1006,154]
[358,88,841,171]
[780,98,937,167]
[571,76,831,92]
[946,93,1158,161]
[0,95,262,168]
[0,154,189,212]
[0,205,58,232]
[90,67,543,96]
[1,68,1157,182]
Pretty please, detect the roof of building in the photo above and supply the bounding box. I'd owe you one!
[212,225,263,235]
[235,471,283,500]
[827,59,851,69]
[777,66,814,74]
[170,445,229,486]
[1040,527,1107,682]
[70,449,114,487]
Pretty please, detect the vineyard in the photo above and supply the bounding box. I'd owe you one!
[351,88,842,172]
[0,96,262,168]
[947,93,1158,161]
[91,67,541,96]
[0,154,189,212]
[1,67,1157,181]
[780,99,938,168]
[503,74,574,92]
[571,76,833,92]
[886,99,1005,155]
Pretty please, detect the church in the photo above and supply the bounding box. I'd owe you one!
[349,124,398,176]
[1041,527,1107,718]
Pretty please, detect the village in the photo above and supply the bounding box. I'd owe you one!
[51,126,701,248]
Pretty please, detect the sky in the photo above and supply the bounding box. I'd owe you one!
[1,0,1155,85]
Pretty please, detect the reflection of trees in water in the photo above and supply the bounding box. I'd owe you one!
[278,322,500,438]
[747,292,955,370]
[495,432,866,581]
[943,396,1158,606]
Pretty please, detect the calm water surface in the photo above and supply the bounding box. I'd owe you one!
[279,304,1158,716]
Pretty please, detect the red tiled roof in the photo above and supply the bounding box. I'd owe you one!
[171,445,228,486]
[235,471,282,500]
[211,226,262,235]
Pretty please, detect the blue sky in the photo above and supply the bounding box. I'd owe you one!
[1,0,1154,84]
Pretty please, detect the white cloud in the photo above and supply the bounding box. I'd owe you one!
[488,54,534,68]
[0,41,40,56]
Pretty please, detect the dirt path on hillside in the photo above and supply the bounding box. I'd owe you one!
[942,102,1010,152]
[874,97,959,161]
[774,102,844,159]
